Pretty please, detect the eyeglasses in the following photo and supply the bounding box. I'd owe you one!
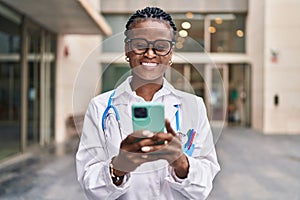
[126,38,175,56]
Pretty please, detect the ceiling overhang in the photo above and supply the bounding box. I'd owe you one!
[1,0,112,35]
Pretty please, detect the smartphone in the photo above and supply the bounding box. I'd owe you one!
[132,102,165,133]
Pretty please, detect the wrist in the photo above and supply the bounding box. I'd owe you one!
[172,155,189,179]
[110,158,126,185]
[111,156,127,176]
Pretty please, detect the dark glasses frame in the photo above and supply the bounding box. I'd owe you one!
[125,38,175,56]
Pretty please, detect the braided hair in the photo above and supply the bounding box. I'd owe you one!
[125,7,177,41]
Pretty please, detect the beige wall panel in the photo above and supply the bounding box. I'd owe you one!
[264,0,300,134]
[265,67,300,92]
[264,111,300,134]
[55,35,101,143]
[247,0,265,130]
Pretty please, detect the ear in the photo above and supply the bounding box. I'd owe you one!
[168,46,174,58]
[125,43,129,57]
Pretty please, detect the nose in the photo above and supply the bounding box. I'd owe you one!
[144,47,156,58]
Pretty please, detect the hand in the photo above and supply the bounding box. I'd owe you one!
[113,120,189,178]
[142,120,189,178]
[111,129,157,176]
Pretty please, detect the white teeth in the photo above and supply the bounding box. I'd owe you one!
[142,62,157,67]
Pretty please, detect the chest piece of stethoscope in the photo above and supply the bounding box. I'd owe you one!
[177,131,188,143]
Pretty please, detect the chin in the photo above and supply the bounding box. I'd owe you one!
[132,71,163,82]
[131,65,167,81]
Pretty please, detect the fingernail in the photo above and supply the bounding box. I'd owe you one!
[141,146,151,152]
[142,130,154,138]
[141,154,148,159]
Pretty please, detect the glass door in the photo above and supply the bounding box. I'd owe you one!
[228,63,251,126]
[40,32,56,144]
[27,61,40,145]
[205,64,228,126]
[166,63,206,96]
[0,62,21,159]
[27,25,41,146]
[0,9,22,159]
[166,63,228,126]
[26,23,56,147]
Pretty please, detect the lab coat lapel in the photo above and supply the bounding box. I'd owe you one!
[164,95,181,130]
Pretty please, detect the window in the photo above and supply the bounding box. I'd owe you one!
[173,13,246,53]
[210,14,246,53]
[174,14,205,52]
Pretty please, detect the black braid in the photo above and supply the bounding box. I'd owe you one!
[125,7,177,41]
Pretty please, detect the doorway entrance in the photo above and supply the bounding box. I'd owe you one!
[166,63,250,126]
[26,22,56,147]
[205,64,228,126]
[227,63,251,126]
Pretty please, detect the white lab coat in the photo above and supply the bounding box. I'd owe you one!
[76,77,220,200]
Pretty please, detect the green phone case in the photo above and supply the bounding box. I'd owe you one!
[132,102,165,133]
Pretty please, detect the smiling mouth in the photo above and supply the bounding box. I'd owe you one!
[141,62,158,67]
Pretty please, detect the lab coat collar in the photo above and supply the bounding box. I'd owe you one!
[161,78,183,99]
[113,76,134,99]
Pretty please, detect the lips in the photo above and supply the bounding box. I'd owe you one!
[141,62,158,67]
[140,62,159,70]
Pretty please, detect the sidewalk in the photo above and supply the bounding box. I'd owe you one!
[0,139,87,200]
[0,127,300,200]
[209,127,300,200]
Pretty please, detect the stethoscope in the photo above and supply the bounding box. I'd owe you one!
[101,91,180,157]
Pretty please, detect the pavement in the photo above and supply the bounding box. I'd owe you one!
[0,127,300,200]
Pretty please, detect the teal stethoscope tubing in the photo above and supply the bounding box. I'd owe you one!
[101,91,180,133]
[101,91,120,132]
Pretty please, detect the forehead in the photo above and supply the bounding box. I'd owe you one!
[127,20,173,40]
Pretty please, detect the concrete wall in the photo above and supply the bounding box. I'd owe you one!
[263,0,300,134]
[247,0,265,131]
[101,0,248,13]
[55,35,101,143]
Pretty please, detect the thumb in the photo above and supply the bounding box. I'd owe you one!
[165,119,176,136]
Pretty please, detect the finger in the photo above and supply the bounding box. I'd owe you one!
[147,144,185,164]
[140,138,171,153]
[123,130,154,144]
[134,130,154,138]
[124,137,159,153]
[151,132,173,144]
[125,135,163,153]
[138,137,157,147]
[120,142,141,153]
[122,134,140,145]
[141,146,151,152]
[165,119,176,136]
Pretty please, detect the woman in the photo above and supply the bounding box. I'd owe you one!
[76,7,220,200]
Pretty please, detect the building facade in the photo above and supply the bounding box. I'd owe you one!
[100,0,251,128]
[0,0,111,160]
[1,0,299,161]
[100,0,300,134]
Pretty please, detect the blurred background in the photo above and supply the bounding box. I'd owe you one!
[0,0,299,199]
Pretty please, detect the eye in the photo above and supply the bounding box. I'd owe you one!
[132,40,148,50]
[155,41,170,51]
[135,43,147,49]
